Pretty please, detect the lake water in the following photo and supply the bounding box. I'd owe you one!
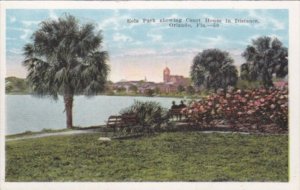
[6,95,182,135]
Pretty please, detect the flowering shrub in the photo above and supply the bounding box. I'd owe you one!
[181,88,288,130]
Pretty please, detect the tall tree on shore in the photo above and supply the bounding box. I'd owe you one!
[241,36,288,88]
[190,48,238,93]
[23,14,109,129]
[220,64,238,93]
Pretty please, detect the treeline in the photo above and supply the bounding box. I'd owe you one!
[6,36,287,95]
[190,36,288,92]
[5,77,31,94]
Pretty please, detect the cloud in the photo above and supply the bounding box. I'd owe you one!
[6,37,17,41]
[269,18,285,30]
[228,49,245,65]
[21,20,40,27]
[8,27,32,41]
[20,29,32,40]
[197,35,227,48]
[115,47,199,59]
[112,33,133,42]
[9,16,16,23]
[158,35,237,51]
[147,33,162,42]
[166,14,181,19]
[247,10,285,31]
[49,9,58,20]
[97,10,138,31]
[201,14,217,20]
[7,48,23,55]
[98,16,122,31]
[116,48,157,57]
[9,20,40,42]
[160,48,199,56]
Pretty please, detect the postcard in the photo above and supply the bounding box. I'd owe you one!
[0,1,300,190]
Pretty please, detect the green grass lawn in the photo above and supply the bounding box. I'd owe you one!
[6,131,288,182]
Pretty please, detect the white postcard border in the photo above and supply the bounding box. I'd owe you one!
[0,1,299,190]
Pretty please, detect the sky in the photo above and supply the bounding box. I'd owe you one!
[6,9,288,82]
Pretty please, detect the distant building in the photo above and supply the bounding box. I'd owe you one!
[163,67,189,87]
[109,67,191,94]
[156,82,177,94]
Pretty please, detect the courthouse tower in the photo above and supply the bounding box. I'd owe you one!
[163,67,170,82]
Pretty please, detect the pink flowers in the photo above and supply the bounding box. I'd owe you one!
[183,88,288,129]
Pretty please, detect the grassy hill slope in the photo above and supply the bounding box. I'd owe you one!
[6,131,288,182]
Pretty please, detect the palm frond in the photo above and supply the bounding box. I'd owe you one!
[22,14,110,98]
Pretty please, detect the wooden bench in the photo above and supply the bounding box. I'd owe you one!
[106,115,123,132]
[106,114,139,133]
[169,108,184,121]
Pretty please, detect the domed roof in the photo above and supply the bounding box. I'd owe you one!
[164,67,170,72]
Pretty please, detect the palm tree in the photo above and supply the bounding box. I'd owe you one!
[23,14,109,129]
[190,49,237,93]
[242,36,288,88]
[220,64,238,94]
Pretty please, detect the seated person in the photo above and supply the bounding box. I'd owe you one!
[178,100,186,109]
[171,101,178,109]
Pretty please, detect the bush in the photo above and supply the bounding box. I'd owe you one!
[144,89,155,97]
[182,88,288,130]
[236,79,261,90]
[120,100,170,132]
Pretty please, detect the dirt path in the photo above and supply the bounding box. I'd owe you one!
[6,129,98,142]
[8,122,286,142]
[6,127,253,142]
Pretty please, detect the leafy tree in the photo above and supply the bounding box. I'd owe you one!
[190,49,238,93]
[23,14,109,129]
[241,36,288,88]
[144,89,155,97]
[5,83,13,93]
[104,81,114,93]
[154,87,160,94]
[220,64,238,93]
[240,62,257,81]
[177,85,185,93]
[236,79,261,90]
[186,85,195,95]
[5,77,30,94]
[116,87,126,93]
[129,85,138,93]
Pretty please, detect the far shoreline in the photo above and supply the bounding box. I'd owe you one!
[5,93,199,99]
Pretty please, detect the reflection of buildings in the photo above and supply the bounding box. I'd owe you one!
[110,67,190,94]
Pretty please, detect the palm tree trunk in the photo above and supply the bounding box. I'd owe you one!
[64,95,73,129]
